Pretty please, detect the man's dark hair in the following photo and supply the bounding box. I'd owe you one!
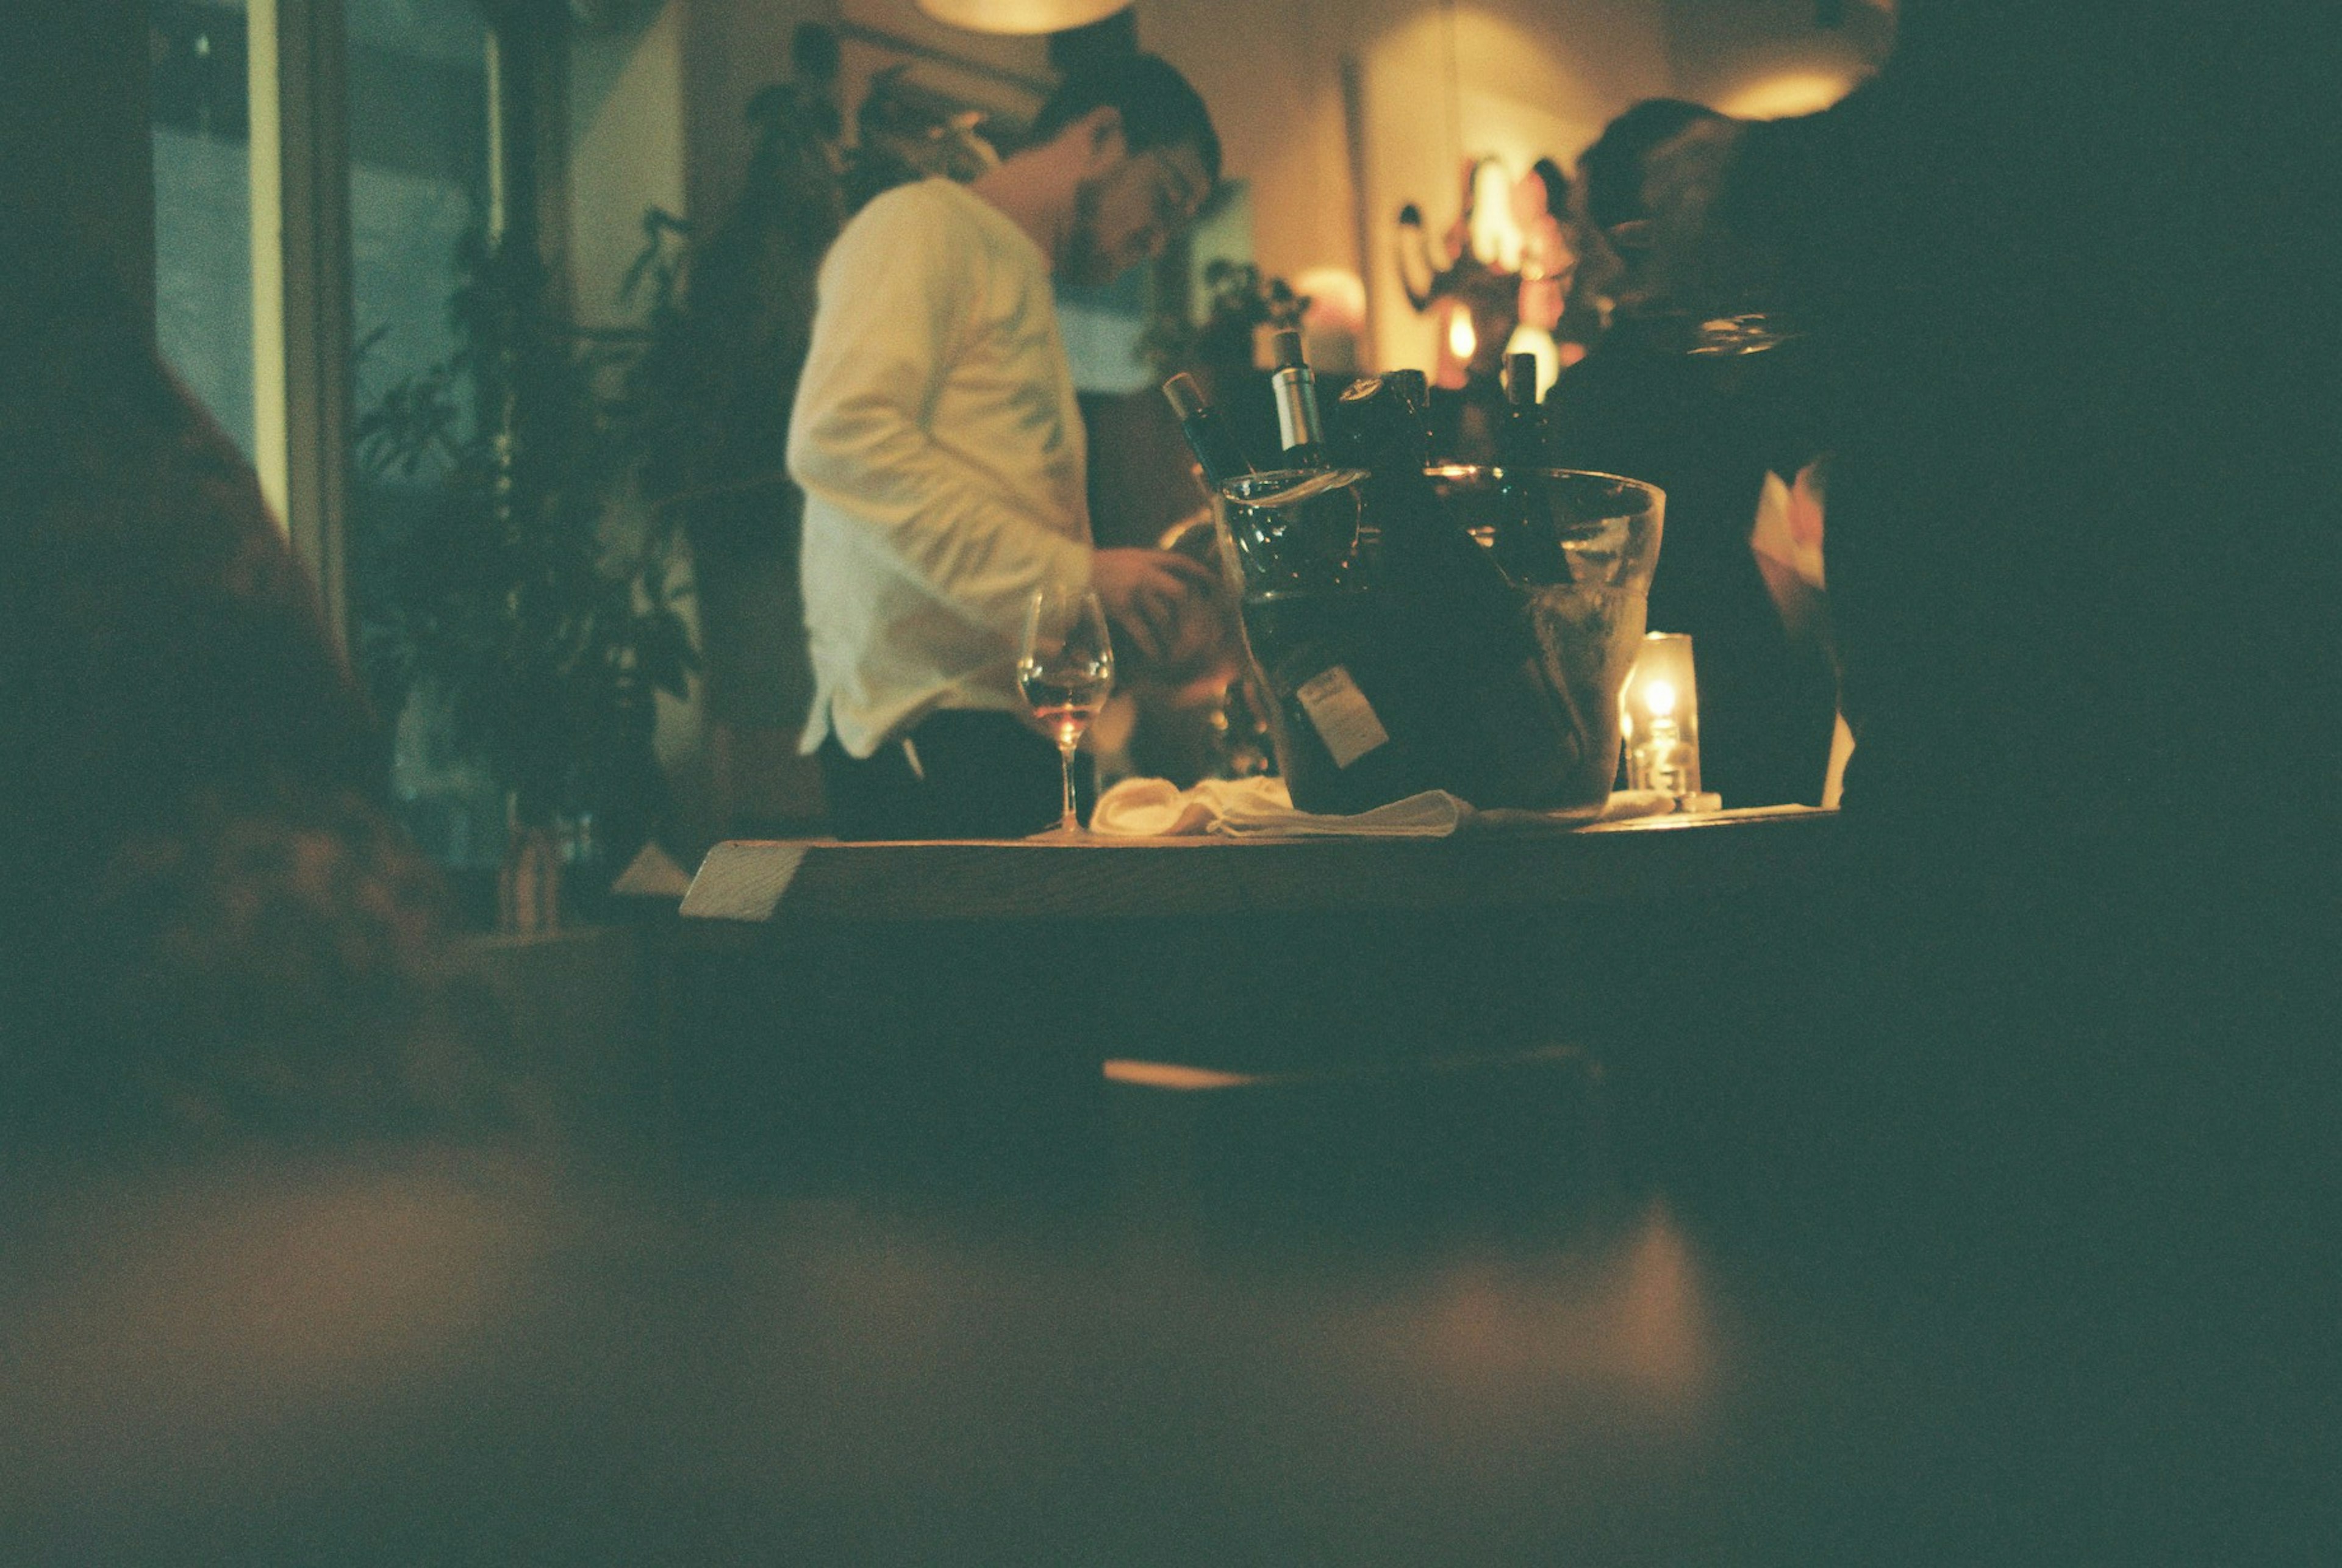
[1031,52,1220,188]
[1578,98,1724,232]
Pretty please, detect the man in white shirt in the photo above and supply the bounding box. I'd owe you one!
[789,54,1221,839]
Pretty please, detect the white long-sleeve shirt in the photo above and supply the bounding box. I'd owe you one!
[789,178,1094,759]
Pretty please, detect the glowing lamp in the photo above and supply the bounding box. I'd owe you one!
[914,0,1133,34]
[1619,632,1706,806]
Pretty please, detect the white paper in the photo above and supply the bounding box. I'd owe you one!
[611,841,693,898]
[679,842,812,922]
[1295,665,1390,769]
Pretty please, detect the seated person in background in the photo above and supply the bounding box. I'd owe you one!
[1546,98,1839,807]
[0,238,536,1164]
[789,54,1223,840]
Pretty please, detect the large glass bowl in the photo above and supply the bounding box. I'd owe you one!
[1430,465,1667,809]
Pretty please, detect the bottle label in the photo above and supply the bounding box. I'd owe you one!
[1295,665,1389,769]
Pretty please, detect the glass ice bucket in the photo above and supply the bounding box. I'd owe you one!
[1212,465,1665,814]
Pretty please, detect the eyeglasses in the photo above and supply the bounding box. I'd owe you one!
[1142,153,1206,232]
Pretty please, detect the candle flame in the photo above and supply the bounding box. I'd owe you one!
[1447,308,1477,363]
[1644,678,1677,718]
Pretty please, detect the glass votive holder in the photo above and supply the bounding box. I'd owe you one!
[1619,631,1705,806]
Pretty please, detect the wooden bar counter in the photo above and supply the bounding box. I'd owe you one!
[666,809,1838,1194]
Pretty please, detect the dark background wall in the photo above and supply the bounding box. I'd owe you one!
[6,1,157,316]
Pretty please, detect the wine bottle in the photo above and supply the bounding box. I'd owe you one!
[1331,370,1429,474]
[1161,371,1255,491]
[1333,371,1504,603]
[1386,367,1430,420]
[1214,460,1411,814]
[1400,363,1588,809]
[1492,351,1565,583]
[1330,368,1431,497]
[1495,351,1545,473]
[1333,373,1425,578]
[1267,328,1331,470]
[1239,367,1586,814]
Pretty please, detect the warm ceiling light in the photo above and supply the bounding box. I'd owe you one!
[1717,71,1858,121]
[915,0,1133,34]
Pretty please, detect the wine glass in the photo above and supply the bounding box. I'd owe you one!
[1017,584,1115,835]
[1686,311,1800,357]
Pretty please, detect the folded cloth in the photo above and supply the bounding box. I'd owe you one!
[1087,777,1678,839]
[1087,776,1291,837]
[1217,784,1470,838]
[1474,789,1677,829]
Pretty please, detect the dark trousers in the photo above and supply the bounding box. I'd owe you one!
[817,710,1092,842]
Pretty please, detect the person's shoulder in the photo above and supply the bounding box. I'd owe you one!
[1556,322,1705,401]
[1547,335,1634,408]
[846,178,972,238]
[831,179,987,272]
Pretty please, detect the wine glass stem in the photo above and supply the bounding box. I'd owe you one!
[1058,743,1079,833]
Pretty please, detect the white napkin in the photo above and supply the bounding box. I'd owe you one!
[1473,789,1681,829]
[1217,783,1472,838]
[1087,777,1678,839]
[1086,776,1268,836]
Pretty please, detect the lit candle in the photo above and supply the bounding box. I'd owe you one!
[1447,307,1478,365]
[1620,632,1705,806]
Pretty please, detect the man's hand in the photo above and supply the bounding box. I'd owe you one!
[1090,548,1216,666]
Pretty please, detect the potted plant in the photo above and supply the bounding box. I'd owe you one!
[352,227,696,930]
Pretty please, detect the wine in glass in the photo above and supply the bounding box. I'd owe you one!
[1018,584,1115,834]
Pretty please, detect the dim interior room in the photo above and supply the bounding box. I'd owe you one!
[595,0,1889,839]
[4,4,2330,1561]
[682,0,1883,376]
[3,0,1894,1181]
[16,0,1888,873]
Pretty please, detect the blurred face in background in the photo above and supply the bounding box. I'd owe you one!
[1064,132,1209,287]
[1514,165,1577,333]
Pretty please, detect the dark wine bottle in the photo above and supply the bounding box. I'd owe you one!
[1267,328,1331,470]
[1380,374,1581,809]
[1385,368,1430,421]
[1330,373,1409,553]
[1234,366,1586,814]
[1214,461,1417,814]
[1333,371,1506,604]
[1492,351,1565,584]
[1161,371,1255,491]
[1495,351,1545,472]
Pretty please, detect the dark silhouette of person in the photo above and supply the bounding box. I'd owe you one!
[0,237,535,1161]
[1547,98,1839,806]
[1620,6,2334,1561]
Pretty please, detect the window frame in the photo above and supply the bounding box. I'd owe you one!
[249,0,357,651]
[240,0,567,657]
